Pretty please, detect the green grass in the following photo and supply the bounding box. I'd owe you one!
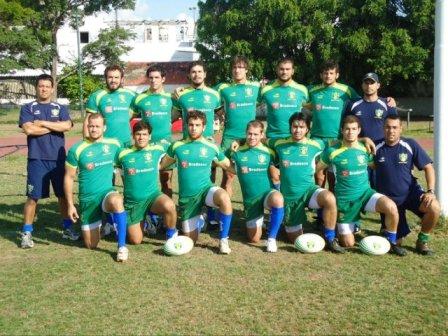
[1,112,447,335]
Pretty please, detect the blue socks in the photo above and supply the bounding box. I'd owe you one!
[113,211,127,248]
[62,218,72,230]
[273,183,281,191]
[207,207,216,223]
[218,212,232,239]
[22,224,33,233]
[324,228,336,242]
[166,228,177,239]
[106,213,114,226]
[268,207,284,239]
[384,230,397,245]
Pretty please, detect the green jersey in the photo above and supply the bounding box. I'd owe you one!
[173,86,221,138]
[66,138,121,201]
[231,143,275,201]
[308,83,359,138]
[320,141,373,201]
[260,80,308,139]
[86,88,137,146]
[133,90,173,142]
[269,137,323,200]
[215,81,260,139]
[166,137,228,198]
[117,144,165,202]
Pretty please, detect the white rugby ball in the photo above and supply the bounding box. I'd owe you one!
[359,235,391,255]
[163,235,194,256]
[294,233,326,253]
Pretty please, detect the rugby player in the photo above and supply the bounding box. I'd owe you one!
[117,121,177,245]
[160,111,234,254]
[316,115,407,256]
[64,114,129,262]
[374,116,440,255]
[231,120,284,252]
[19,74,76,248]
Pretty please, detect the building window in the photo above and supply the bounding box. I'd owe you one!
[159,27,168,42]
[145,28,152,42]
[80,32,89,44]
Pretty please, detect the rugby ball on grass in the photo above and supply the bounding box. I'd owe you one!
[359,236,390,255]
[294,233,325,253]
[163,235,194,256]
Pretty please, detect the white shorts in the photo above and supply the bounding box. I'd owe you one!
[205,186,221,208]
[101,190,119,213]
[182,214,205,233]
[308,188,326,209]
[246,216,264,229]
[284,224,303,233]
[81,221,102,231]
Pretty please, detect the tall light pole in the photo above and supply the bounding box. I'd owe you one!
[74,6,85,117]
[188,6,197,37]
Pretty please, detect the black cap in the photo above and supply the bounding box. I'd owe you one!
[363,72,379,83]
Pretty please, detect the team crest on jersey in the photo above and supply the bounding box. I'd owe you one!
[258,155,266,164]
[229,102,236,109]
[119,94,126,103]
[102,145,110,154]
[241,166,249,174]
[357,155,365,164]
[374,109,384,118]
[27,184,34,194]
[288,92,296,100]
[245,88,253,96]
[282,160,290,167]
[272,103,280,110]
[399,153,408,163]
[51,108,59,117]
[105,106,113,113]
[199,147,208,157]
[332,92,340,100]
[127,168,136,175]
[144,153,152,161]
[86,163,95,170]
[160,98,167,106]
[204,95,211,103]
[299,146,308,155]
[181,161,188,168]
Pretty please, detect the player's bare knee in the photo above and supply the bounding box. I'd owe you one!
[269,191,284,207]
[429,199,441,215]
[128,236,142,245]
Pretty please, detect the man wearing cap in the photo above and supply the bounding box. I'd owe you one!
[344,72,397,144]
[374,115,440,255]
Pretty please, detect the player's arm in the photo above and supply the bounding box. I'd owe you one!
[82,112,93,138]
[420,163,436,208]
[33,119,72,132]
[359,137,376,155]
[159,155,176,170]
[315,160,328,174]
[21,121,51,136]
[64,164,79,223]
[215,157,235,173]
[386,96,396,108]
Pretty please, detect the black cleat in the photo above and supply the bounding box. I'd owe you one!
[416,241,435,256]
[326,239,346,254]
[390,244,407,256]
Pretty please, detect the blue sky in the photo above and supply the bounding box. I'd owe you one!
[117,0,200,20]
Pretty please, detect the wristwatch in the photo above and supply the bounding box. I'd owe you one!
[426,189,435,194]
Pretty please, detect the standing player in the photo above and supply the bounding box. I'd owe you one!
[344,72,397,143]
[133,65,174,197]
[374,116,440,255]
[117,121,178,245]
[215,56,260,196]
[18,74,77,249]
[64,114,129,262]
[160,111,234,254]
[231,120,284,252]
[268,113,345,253]
[316,115,406,256]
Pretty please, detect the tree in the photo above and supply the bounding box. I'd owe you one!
[196,0,434,96]
[57,65,102,106]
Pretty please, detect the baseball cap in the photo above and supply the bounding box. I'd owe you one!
[363,72,379,82]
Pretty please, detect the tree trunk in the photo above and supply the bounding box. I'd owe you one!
[51,28,58,100]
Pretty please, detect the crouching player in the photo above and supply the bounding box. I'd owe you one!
[117,121,178,245]
[269,112,345,253]
[64,113,129,261]
[316,115,407,256]
[160,111,234,254]
[231,120,284,252]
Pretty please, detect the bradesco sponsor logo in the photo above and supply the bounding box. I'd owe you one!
[85,160,113,170]
[180,161,208,168]
[341,169,364,177]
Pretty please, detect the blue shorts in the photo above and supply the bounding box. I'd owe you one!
[26,159,65,199]
[381,184,424,239]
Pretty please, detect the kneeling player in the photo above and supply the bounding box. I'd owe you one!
[64,113,129,261]
[117,121,177,245]
[231,120,284,252]
[269,112,344,253]
[160,111,234,254]
[317,115,406,256]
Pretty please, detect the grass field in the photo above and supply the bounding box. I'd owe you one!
[0,109,447,335]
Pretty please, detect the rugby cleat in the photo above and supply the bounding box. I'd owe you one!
[62,228,80,241]
[326,239,346,254]
[116,246,129,262]
[416,240,434,256]
[266,238,278,253]
[20,232,34,249]
[219,238,231,255]
[390,244,407,256]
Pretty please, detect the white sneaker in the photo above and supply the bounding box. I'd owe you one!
[62,228,80,241]
[116,246,129,262]
[21,232,34,249]
[219,238,231,255]
[266,238,277,253]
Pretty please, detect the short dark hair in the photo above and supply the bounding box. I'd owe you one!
[36,74,54,87]
[342,115,361,128]
[385,115,402,123]
[187,110,206,125]
[104,65,124,79]
[232,56,249,70]
[277,57,294,67]
[320,59,339,73]
[146,64,166,78]
[246,120,264,132]
[289,112,311,130]
[188,60,206,73]
[132,120,152,135]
